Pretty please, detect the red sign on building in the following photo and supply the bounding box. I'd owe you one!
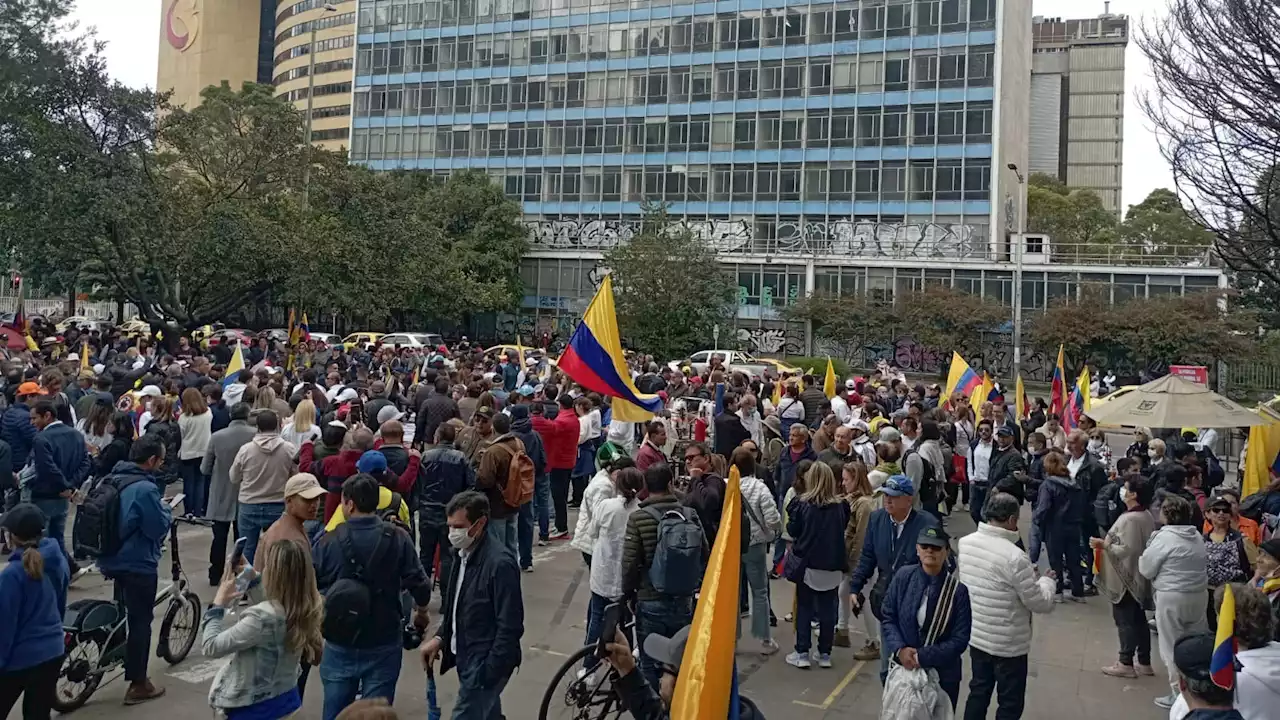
[1169,365,1209,385]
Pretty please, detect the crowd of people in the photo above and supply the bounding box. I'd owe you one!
[0,327,1277,720]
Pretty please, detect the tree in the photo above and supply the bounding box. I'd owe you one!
[1026,173,1119,260]
[1139,0,1280,316]
[602,206,736,359]
[784,293,895,364]
[1119,188,1215,258]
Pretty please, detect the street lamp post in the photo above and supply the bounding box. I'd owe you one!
[301,3,339,206]
[1008,163,1027,385]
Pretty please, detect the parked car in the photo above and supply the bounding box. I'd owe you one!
[260,328,291,344]
[669,350,772,379]
[381,332,444,349]
[342,332,383,351]
[208,328,255,348]
[308,331,340,346]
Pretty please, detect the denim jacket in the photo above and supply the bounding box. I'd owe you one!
[201,601,302,709]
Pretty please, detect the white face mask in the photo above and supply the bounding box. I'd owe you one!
[1088,439,1103,451]
[1148,449,1159,459]
[448,526,476,552]
[1118,486,1130,504]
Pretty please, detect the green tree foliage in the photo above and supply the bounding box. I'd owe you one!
[1119,188,1215,258]
[602,207,736,360]
[1026,173,1119,259]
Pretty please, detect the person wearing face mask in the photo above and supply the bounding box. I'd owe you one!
[1087,429,1113,473]
[967,420,995,522]
[420,490,525,720]
[1252,539,1280,639]
[312,474,431,720]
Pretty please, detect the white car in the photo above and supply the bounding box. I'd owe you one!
[308,332,340,346]
[381,332,445,349]
[670,350,772,379]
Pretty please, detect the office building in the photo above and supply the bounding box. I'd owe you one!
[1030,10,1128,215]
[156,0,355,151]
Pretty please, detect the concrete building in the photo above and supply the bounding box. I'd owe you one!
[1030,10,1128,215]
[155,0,355,152]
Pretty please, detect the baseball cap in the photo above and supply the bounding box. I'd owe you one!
[518,384,535,396]
[355,450,388,474]
[642,625,692,672]
[66,352,79,362]
[335,387,359,403]
[995,425,1014,437]
[878,427,902,443]
[376,405,405,425]
[875,474,915,497]
[16,382,44,397]
[917,526,950,548]
[0,503,47,540]
[848,419,870,433]
[138,385,163,398]
[475,406,495,420]
[1172,632,1218,683]
[1259,537,1280,562]
[596,441,629,470]
[283,473,326,500]
[845,378,856,390]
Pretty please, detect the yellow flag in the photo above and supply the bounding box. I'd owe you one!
[823,357,837,399]
[81,340,91,373]
[671,465,742,719]
[1015,375,1026,421]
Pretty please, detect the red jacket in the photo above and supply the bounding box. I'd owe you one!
[298,443,419,522]
[542,411,579,471]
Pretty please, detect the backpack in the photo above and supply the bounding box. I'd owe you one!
[1093,481,1121,533]
[73,474,145,558]
[904,448,939,507]
[377,491,412,534]
[643,505,704,596]
[498,439,535,509]
[321,523,393,646]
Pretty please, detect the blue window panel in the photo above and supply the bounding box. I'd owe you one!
[438,200,991,217]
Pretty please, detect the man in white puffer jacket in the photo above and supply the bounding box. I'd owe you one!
[957,492,1057,720]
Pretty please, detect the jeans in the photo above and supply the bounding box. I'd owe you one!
[451,663,511,720]
[0,654,62,720]
[517,502,534,570]
[112,571,157,683]
[1047,523,1083,597]
[485,515,518,560]
[418,513,454,605]
[964,648,1028,720]
[637,596,693,691]
[742,543,771,642]
[208,520,238,585]
[550,468,572,533]
[237,501,284,565]
[31,497,74,573]
[319,641,403,720]
[584,592,611,670]
[532,473,552,540]
[179,460,207,518]
[1112,591,1152,666]
[970,484,989,527]
[794,583,837,655]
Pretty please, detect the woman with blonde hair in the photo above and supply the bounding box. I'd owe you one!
[784,462,852,669]
[178,387,212,517]
[202,539,324,719]
[253,386,290,425]
[837,461,880,659]
[281,398,321,448]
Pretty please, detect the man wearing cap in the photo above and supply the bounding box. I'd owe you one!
[258,473,326,564]
[848,474,940,675]
[848,419,877,468]
[988,425,1028,502]
[457,407,497,468]
[880,524,971,709]
[1,382,42,496]
[1167,632,1246,720]
[364,381,394,431]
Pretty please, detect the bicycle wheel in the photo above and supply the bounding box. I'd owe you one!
[158,591,202,664]
[53,634,106,712]
[538,645,626,720]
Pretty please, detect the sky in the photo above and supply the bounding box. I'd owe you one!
[70,0,1174,213]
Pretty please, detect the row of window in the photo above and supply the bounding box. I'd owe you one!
[312,127,352,141]
[355,51,994,118]
[280,81,353,103]
[311,104,354,120]
[357,0,996,35]
[275,35,354,64]
[276,12,356,43]
[278,0,348,23]
[273,58,355,85]
[355,105,993,159]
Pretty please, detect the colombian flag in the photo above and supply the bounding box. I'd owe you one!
[1211,584,1237,689]
[1050,345,1067,416]
[671,465,743,719]
[557,275,663,423]
[299,313,311,342]
[944,352,982,406]
[1065,367,1091,431]
[221,340,246,388]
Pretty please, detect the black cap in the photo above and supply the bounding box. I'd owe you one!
[0,503,47,541]
[917,525,951,548]
[1259,537,1280,561]
[995,425,1014,437]
[1173,632,1217,682]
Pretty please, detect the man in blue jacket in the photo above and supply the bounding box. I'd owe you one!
[1,382,41,512]
[848,475,940,669]
[28,399,91,578]
[96,435,172,705]
[880,525,972,710]
[420,490,524,720]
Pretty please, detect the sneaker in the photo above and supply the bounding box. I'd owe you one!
[537,538,549,546]
[854,641,881,661]
[1154,694,1178,710]
[1067,595,1087,604]
[768,570,781,580]
[1083,585,1100,596]
[811,620,819,629]
[1101,662,1137,678]
[522,565,534,573]
[567,501,581,509]
[740,609,751,618]
[549,530,570,540]
[833,629,852,648]
[760,639,780,656]
[69,567,90,585]
[1135,663,1156,676]
[818,653,833,668]
[1053,593,1065,604]
[785,651,811,669]
[783,613,794,623]
[123,680,166,705]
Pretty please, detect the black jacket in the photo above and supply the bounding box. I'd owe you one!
[787,498,852,572]
[712,412,750,458]
[144,418,181,485]
[419,445,475,515]
[988,445,1027,501]
[1071,453,1110,533]
[437,531,524,683]
[416,392,460,449]
[508,408,547,481]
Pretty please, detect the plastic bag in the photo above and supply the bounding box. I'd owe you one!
[879,663,954,720]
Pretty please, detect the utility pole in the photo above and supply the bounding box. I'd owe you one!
[1007,163,1028,385]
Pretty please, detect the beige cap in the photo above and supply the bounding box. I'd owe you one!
[283,473,326,500]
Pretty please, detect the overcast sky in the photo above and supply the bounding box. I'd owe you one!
[70,0,1173,213]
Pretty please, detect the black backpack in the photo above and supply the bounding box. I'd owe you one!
[73,474,145,558]
[376,491,411,534]
[321,523,393,646]
[904,448,939,507]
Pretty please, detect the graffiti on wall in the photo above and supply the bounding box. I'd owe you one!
[815,334,1058,383]
[529,219,984,259]
[736,325,806,357]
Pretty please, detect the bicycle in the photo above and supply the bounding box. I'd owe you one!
[52,495,204,712]
[538,607,638,720]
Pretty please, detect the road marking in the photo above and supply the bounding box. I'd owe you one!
[168,657,230,684]
[529,646,570,658]
[792,660,865,709]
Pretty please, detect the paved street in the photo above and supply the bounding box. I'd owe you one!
[12,504,1174,720]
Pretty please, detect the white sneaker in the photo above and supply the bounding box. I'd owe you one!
[761,639,780,656]
[818,653,832,668]
[785,651,811,669]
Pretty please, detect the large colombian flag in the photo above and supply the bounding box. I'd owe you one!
[944,352,982,406]
[557,275,664,423]
[1049,345,1067,415]
[1210,583,1237,689]
[221,339,246,389]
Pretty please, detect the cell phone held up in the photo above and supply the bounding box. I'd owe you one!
[595,602,624,660]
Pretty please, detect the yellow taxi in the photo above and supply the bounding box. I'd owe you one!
[757,358,802,377]
[342,332,383,351]
[1092,385,1139,408]
[119,318,150,338]
[485,344,537,359]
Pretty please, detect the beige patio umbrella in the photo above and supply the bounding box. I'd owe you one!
[1088,374,1270,429]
